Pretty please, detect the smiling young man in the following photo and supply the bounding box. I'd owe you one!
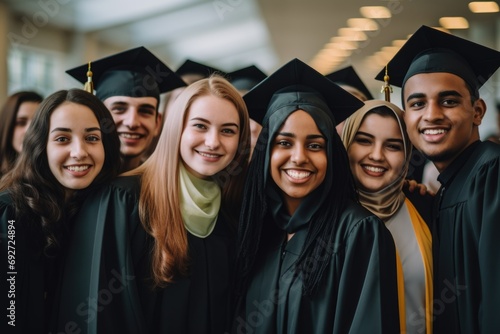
[67,47,186,172]
[376,25,500,334]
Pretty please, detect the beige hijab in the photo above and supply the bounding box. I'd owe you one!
[341,100,412,221]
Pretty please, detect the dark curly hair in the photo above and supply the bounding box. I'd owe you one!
[0,89,121,255]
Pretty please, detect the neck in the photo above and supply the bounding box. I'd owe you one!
[121,155,143,173]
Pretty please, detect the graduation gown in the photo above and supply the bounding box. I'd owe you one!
[433,141,500,334]
[236,201,400,334]
[53,175,235,334]
[0,192,60,334]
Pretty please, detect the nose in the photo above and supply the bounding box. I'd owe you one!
[422,101,445,122]
[71,139,89,161]
[291,145,308,165]
[122,109,140,129]
[205,130,221,150]
[368,143,384,161]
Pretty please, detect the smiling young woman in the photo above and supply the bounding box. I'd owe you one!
[0,89,121,333]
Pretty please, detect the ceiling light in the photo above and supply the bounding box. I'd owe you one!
[439,17,469,29]
[360,6,392,19]
[469,1,499,13]
[347,18,379,31]
[432,26,451,33]
[392,39,407,47]
[338,28,367,41]
[329,37,358,50]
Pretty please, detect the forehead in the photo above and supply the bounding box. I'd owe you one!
[280,110,320,132]
[359,113,402,137]
[403,72,470,97]
[103,95,158,108]
[49,102,99,127]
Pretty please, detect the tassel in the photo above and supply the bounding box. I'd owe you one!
[381,65,393,102]
[84,62,94,94]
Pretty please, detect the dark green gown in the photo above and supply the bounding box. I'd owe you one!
[433,140,500,334]
[1,192,60,334]
[236,201,400,334]
[52,176,235,333]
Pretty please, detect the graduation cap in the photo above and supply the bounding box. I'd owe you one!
[66,46,186,102]
[227,65,267,92]
[175,59,226,79]
[325,65,374,100]
[243,58,365,125]
[375,25,500,99]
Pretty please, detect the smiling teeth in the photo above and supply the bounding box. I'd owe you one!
[364,166,384,173]
[121,133,141,139]
[66,165,89,172]
[199,152,219,158]
[286,170,311,179]
[423,129,446,135]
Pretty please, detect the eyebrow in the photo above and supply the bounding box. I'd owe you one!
[50,127,101,133]
[277,132,325,140]
[190,117,239,128]
[356,131,404,144]
[110,101,156,110]
[406,90,463,103]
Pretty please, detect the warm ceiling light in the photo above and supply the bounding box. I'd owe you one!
[338,27,367,41]
[347,18,379,31]
[432,26,451,33]
[329,37,358,50]
[360,6,392,19]
[439,17,469,29]
[469,1,499,13]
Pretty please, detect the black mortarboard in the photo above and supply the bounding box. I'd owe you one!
[243,58,364,125]
[374,25,500,98]
[175,59,226,78]
[227,65,267,92]
[66,46,186,102]
[326,65,374,100]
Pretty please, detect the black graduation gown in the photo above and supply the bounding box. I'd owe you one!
[236,201,400,334]
[0,192,59,334]
[53,175,235,334]
[433,141,500,334]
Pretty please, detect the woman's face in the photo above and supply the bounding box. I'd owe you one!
[270,110,327,215]
[347,113,405,192]
[12,101,39,153]
[180,95,240,179]
[46,102,105,195]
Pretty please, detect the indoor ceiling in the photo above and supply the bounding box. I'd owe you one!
[3,0,499,96]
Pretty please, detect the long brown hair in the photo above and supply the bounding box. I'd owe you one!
[126,75,250,286]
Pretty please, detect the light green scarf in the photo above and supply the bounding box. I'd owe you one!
[179,163,221,238]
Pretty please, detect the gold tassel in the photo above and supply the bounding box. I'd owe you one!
[84,61,94,93]
[381,65,393,102]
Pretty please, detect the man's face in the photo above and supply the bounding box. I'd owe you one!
[403,72,485,172]
[103,96,160,159]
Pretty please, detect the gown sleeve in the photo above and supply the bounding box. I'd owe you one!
[468,157,500,332]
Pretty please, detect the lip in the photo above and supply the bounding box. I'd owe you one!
[196,150,222,161]
[361,164,386,177]
[64,164,93,176]
[283,168,313,184]
[420,126,449,143]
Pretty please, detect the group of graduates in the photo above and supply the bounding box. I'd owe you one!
[1,25,499,334]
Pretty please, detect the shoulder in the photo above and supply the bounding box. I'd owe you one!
[339,200,385,233]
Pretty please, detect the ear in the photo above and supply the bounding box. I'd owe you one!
[472,98,486,127]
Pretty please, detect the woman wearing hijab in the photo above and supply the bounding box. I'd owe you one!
[232,59,400,334]
[341,100,433,334]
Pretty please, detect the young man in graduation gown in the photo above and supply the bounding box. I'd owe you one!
[67,47,186,172]
[375,25,500,333]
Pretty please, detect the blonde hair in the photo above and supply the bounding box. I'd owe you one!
[126,75,250,286]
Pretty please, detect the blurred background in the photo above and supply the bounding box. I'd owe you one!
[1,0,499,135]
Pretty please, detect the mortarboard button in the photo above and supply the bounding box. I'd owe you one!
[66,46,186,102]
